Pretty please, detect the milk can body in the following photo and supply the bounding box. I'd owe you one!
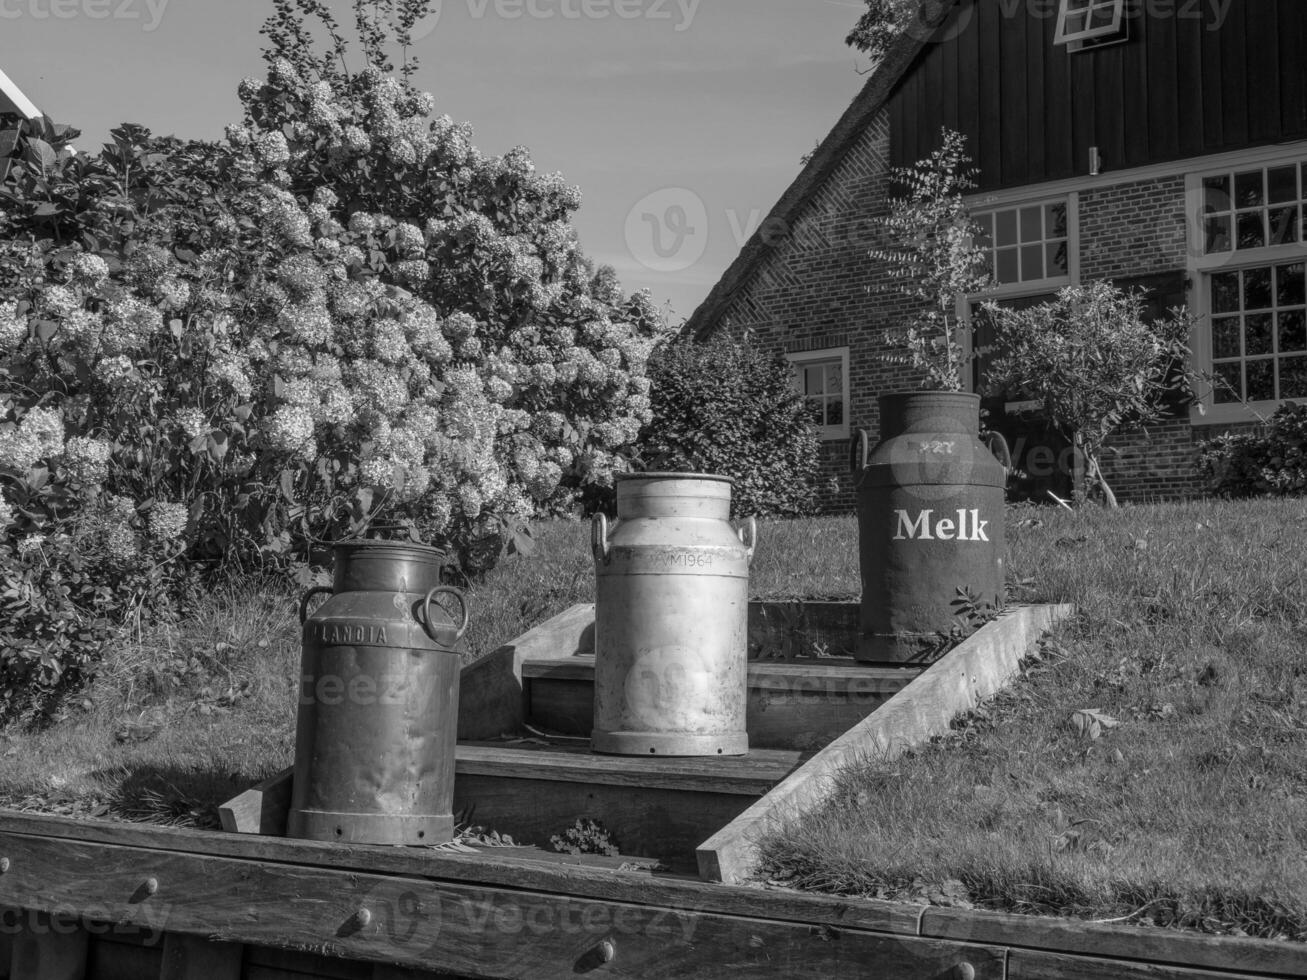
[852,392,1006,663]
[591,473,755,756]
[289,541,468,845]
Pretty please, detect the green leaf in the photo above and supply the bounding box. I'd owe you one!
[22,138,57,173]
[0,130,20,156]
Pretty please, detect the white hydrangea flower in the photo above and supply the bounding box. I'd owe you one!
[61,436,112,483]
[70,253,110,285]
[0,303,28,353]
[264,404,317,458]
[147,501,188,542]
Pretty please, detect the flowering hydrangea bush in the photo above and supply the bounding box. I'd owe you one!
[0,3,669,720]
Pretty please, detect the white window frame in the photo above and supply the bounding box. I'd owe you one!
[959,192,1080,393]
[787,347,850,441]
[1054,0,1127,49]
[1187,151,1307,425]
[970,194,1078,301]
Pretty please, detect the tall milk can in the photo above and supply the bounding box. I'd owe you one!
[851,392,1006,663]
[591,473,756,756]
[289,541,468,845]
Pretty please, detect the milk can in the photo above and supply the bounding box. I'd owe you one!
[851,392,1006,663]
[288,541,468,845]
[591,473,756,756]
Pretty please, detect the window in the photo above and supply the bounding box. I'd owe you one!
[1201,163,1306,255]
[1054,0,1127,49]
[1208,262,1307,404]
[1189,152,1307,420]
[974,200,1071,288]
[787,348,849,440]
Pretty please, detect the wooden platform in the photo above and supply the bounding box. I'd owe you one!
[523,654,917,749]
[1,809,1304,980]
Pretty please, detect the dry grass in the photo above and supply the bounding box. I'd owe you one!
[758,498,1307,941]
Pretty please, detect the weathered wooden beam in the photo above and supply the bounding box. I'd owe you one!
[0,833,1003,980]
[159,934,242,979]
[923,907,1307,980]
[696,603,1075,884]
[457,602,595,740]
[0,811,923,938]
[9,912,87,980]
[1006,947,1290,980]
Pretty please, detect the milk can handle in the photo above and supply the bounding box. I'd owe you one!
[736,517,758,564]
[423,586,470,642]
[982,429,1013,472]
[592,513,611,563]
[850,428,871,474]
[298,586,334,625]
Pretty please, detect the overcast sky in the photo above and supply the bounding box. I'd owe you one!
[2,0,870,323]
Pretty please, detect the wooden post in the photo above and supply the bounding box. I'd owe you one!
[9,913,88,980]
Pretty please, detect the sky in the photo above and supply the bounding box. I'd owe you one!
[1,0,872,324]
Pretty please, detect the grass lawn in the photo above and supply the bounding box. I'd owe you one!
[761,498,1307,942]
[0,516,857,826]
[1,500,1304,943]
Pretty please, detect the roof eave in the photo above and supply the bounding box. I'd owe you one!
[682,3,961,340]
[0,67,42,121]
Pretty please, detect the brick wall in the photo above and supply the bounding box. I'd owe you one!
[714,108,926,512]
[708,127,1243,509]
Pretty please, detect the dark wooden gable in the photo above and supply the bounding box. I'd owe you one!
[889,0,1307,190]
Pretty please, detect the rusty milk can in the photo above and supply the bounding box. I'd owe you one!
[590,473,756,757]
[851,392,1006,663]
[289,541,468,845]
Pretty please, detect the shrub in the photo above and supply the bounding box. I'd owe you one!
[1196,402,1307,497]
[640,335,819,517]
[0,1,670,721]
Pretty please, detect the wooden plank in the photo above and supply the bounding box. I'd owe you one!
[1174,7,1206,157]
[453,775,755,874]
[523,655,915,692]
[1145,0,1180,161]
[1008,947,1292,980]
[923,907,1307,979]
[372,966,471,980]
[0,910,12,980]
[218,768,293,836]
[0,834,1005,980]
[160,934,242,979]
[1043,6,1074,180]
[696,603,1074,884]
[455,742,803,795]
[1279,0,1307,137]
[975,0,1003,187]
[1244,0,1279,144]
[1218,0,1248,148]
[0,811,925,938]
[997,0,1028,187]
[1023,2,1046,182]
[955,0,981,163]
[457,603,594,741]
[10,913,88,980]
[526,674,897,751]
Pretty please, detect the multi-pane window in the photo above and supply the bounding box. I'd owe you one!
[1054,0,1127,48]
[1202,163,1307,254]
[788,349,848,439]
[1209,262,1307,404]
[974,201,1070,286]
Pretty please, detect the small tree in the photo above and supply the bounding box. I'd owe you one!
[845,0,925,67]
[981,282,1195,508]
[869,128,992,390]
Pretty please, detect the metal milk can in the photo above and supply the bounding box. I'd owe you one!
[851,392,1006,663]
[288,541,468,845]
[591,473,756,757]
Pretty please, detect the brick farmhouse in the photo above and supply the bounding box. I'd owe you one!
[685,0,1307,508]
